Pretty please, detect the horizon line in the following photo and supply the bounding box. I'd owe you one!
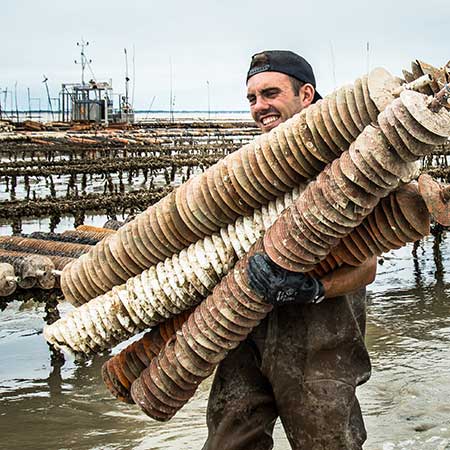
[0,109,251,114]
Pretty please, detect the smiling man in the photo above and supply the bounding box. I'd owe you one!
[202,50,376,450]
[246,51,321,132]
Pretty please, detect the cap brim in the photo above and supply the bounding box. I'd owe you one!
[313,91,322,103]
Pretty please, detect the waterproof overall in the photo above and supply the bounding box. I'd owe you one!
[202,288,370,450]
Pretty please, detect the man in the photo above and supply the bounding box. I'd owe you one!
[202,50,377,450]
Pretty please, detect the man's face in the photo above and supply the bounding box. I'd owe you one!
[246,72,304,133]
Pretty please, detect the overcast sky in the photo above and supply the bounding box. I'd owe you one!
[1,0,449,112]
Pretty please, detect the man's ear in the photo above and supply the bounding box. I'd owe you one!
[301,84,315,107]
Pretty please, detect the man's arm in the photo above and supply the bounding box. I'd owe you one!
[320,256,377,299]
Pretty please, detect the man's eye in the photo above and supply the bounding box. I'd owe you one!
[266,90,278,98]
[248,97,256,105]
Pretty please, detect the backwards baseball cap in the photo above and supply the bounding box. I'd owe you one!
[247,50,322,103]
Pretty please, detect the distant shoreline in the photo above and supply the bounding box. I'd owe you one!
[1,109,250,115]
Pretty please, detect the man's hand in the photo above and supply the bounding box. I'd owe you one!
[247,253,325,306]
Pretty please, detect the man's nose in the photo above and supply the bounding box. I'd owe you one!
[253,96,270,113]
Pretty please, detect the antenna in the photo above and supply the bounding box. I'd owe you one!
[27,88,32,119]
[144,95,156,121]
[172,95,176,123]
[14,81,19,122]
[169,57,174,122]
[0,87,3,120]
[132,44,136,109]
[366,41,371,74]
[206,80,211,120]
[329,41,337,89]
[2,88,9,119]
[75,39,91,85]
[42,75,54,121]
[124,48,130,109]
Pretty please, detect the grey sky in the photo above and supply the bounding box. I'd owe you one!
[1,0,449,111]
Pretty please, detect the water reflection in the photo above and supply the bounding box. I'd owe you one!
[361,234,450,450]
[0,234,449,449]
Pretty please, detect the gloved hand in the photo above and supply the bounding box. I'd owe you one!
[247,253,325,306]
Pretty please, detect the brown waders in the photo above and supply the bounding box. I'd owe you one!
[202,288,371,450]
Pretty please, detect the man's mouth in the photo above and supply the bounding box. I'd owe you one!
[260,115,280,127]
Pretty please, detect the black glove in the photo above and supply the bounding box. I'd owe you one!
[247,253,325,306]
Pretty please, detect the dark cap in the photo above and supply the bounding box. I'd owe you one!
[247,50,321,103]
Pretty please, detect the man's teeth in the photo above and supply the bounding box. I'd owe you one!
[261,116,279,126]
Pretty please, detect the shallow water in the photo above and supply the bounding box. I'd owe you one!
[0,234,449,450]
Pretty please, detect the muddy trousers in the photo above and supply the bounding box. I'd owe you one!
[202,289,371,450]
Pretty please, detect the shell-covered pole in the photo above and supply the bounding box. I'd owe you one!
[60,69,403,306]
[102,310,192,404]
[402,59,450,96]
[129,90,450,421]
[0,263,17,297]
[264,91,448,271]
[0,236,90,259]
[75,224,116,235]
[418,174,450,226]
[102,178,438,406]
[129,182,436,422]
[314,183,430,274]
[62,228,116,242]
[45,255,76,272]
[29,230,105,246]
[0,251,56,289]
[43,188,304,355]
